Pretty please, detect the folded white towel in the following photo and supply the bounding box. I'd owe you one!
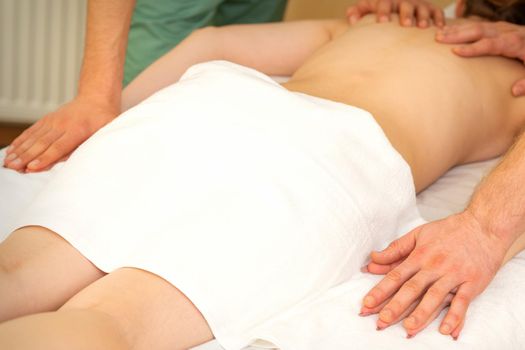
[12,61,423,349]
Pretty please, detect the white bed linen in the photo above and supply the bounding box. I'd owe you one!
[192,157,525,350]
[2,151,524,350]
[6,60,426,350]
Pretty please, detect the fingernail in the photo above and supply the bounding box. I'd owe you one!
[376,326,385,331]
[404,18,412,26]
[6,145,13,153]
[360,265,369,273]
[379,308,393,322]
[379,16,389,23]
[359,307,373,316]
[5,153,17,162]
[10,158,21,167]
[435,33,444,41]
[406,333,414,339]
[27,159,40,169]
[440,323,451,334]
[349,15,358,24]
[419,20,428,27]
[453,335,459,341]
[364,296,375,307]
[512,85,524,96]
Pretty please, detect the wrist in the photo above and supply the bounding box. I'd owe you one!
[458,209,511,266]
[463,205,516,251]
[76,89,121,112]
[73,94,120,117]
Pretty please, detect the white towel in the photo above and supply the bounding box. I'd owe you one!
[13,61,423,349]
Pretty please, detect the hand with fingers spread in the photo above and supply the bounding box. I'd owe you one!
[360,210,509,339]
[436,21,525,96]
[346,0,445,28]
[3,97,118,172]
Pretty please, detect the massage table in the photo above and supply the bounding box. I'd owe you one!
[1,149,523,350]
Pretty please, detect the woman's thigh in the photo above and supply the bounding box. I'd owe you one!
[0,226,104,321]
[61,267,214,350]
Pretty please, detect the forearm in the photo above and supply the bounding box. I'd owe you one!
[467,129,525,256]
[122,20,347,111]
[78,0,136,108]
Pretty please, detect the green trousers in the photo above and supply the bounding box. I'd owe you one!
[124,0,288,85]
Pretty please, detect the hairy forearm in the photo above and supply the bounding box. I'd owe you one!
[467,129,525,256]
[78,0,136,106]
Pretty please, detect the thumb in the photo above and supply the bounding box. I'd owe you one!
[512,77,525,97]
[371,226,420,264]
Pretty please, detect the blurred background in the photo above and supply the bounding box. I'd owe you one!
[0,0,450,146]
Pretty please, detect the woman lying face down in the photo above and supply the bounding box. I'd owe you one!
[1,1,525,349]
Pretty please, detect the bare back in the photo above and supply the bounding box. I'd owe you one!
[282,16,525,192]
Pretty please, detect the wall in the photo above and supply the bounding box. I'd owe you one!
[285,0,453,20]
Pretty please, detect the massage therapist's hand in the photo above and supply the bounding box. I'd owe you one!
[436,21,525,96]
[360,211,508,339]
[346,0,445,28]
[3,96,118,172]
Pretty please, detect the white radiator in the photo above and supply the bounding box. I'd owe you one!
[0,0,87,124]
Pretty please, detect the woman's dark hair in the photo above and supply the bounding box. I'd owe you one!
[464,0,525,24]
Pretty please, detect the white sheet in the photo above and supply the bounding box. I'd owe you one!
[193,157,525,350]
[2,138,524,350]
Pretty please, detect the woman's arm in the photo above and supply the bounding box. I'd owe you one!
[122,19,348,111]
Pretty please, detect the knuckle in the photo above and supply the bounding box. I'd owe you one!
[388,239,400,250]
[388,240,405,257]
[453,293,471,307]
[385,299,401,314]
[386,269,403,282]
[403,279,421,294]
[412,308,430,321]
[446,312,460,324]
[45,144,63,158]
[370,286,385,299]
[426,285,445,299]
[33,139,51,151]
[411,246,427,259]
[427,253,446,269]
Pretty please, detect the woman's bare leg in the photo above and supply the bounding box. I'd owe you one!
[0,267,215,350]
[0,226,104,322]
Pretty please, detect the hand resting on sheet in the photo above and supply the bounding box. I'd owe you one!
[3,96,118,172]
[361,210,507,339]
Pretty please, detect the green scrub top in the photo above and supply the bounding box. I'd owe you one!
[124,0,288,86]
